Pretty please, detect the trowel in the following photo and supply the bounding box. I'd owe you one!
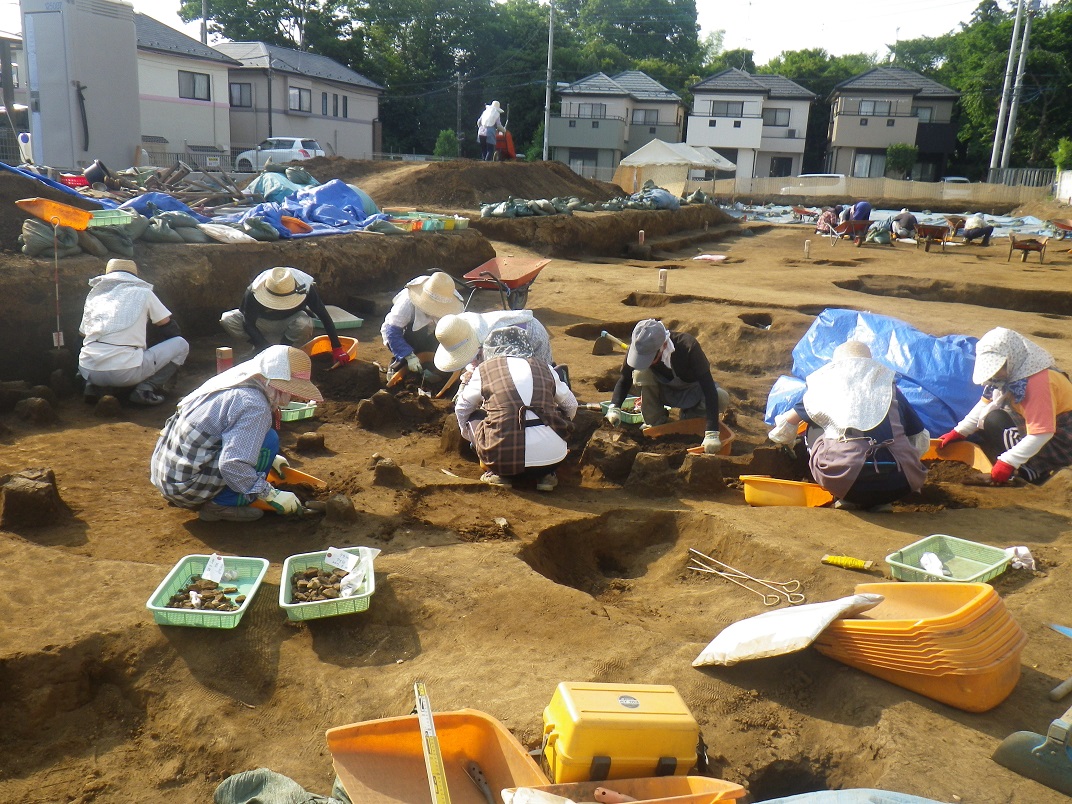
[992,703,1072,795]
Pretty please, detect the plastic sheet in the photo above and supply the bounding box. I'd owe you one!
[764,309,981,435]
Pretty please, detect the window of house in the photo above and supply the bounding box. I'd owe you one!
[859,100,891,116]
[762,107,790,126]
[853,152,886,178]
[343,96,348,118]
[578,103,606,118]
[708,119,716,127]
[733,120,741,128]
[289,87,312,113]
[886,119,895,126]
[179,70,210,101]
[333,94,339,117]
[860,118,868,126]
[592,120,599,128]
[568,147,598,177]
[914,106,933,122]
[631,109,658,125]
[769,156,793,177]
[649,127,656,134]
[322,92,328,115]
[229,82,251,108]
[569,120,576,128]
[710,100,743,117]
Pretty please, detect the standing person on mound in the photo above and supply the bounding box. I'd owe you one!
[767,341,929,511]
[605,319,729,454]
[937,327,1072,485]
[381,271,464,382]
[476,100,506,161]
[454,327,576,490]
[150,346,322,522]
[78,258,190,405]
[433,310,556,380]
[220,267,351,365]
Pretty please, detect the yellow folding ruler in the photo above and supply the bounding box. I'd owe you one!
[414,681,452,804]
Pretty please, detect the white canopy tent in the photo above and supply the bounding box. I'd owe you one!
[613,139,736,197]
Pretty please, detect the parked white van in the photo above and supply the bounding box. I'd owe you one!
[780,174,847,196]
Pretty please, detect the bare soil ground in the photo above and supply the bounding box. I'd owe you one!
[2,161,1072,803]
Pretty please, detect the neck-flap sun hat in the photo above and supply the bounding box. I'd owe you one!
[105,258,138,275]
[266,347,322,402]
[972,327,1054,385]
[253,267,308,311]
[408,271,463,319]
[627,318,669,368]
[803,340,894,433]
[434,314,480,371]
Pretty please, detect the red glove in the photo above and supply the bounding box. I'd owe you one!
[991,460,1016,484]
[331,346,351,366]
[937,430,965,449]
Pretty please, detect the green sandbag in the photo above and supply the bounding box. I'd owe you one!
[241,217,281,241]
[77,229,110,258]
[285,167,315,185]
[156,210,202,228]
[141,219,185,243]
[263,163,289,174]
[365,219,406,234]
[177,226,211,243]
[19,219,80,256]
[92,226,135,257]
[121,212,151,240]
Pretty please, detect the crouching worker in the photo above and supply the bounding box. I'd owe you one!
[938,327,1072,485]
[454,327,577,491]
[78,258,189,405]
[150,346,323,522]
[605,319,729,454]
[433,310,555,379]
[220,267,351,365]
[381,271,464,382]
[767,341,929,511]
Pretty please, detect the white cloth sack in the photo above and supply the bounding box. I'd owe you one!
[692,593,884,667]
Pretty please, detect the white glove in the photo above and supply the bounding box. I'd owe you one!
[605,406,622,427]
[271,454,290,477]
[261,487,302,515]
[768,413,798,446]
[702,430,722,454]
[405,353,422,373]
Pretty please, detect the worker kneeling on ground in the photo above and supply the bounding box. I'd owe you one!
[150,346,323,522]
[78,258,190,406]
[381,271,464,382]
[767,340,929,512]
[938,327,1072,485]
[454,326,577,491]
[605,318,729,454]
[433,309,558,382]
[220,267,351,365]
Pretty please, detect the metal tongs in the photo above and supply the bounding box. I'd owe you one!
[688,547,805,606]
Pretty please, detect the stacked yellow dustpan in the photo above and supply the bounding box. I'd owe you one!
[814,582,1026,712]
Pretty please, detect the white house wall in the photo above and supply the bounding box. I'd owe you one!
[137,51,231,152]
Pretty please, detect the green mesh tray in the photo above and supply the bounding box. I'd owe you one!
[886,534,1010,583]
[146,554,269,628]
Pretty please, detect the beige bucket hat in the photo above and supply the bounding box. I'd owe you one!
[408,271,463,319]
[434,314,480,371]
[105,258,138,275]
[252,267,309,311]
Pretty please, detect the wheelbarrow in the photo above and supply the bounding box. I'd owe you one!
[1049,219,1072,239]
[461,256,550,311]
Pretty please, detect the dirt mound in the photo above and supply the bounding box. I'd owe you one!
[301,157,622,211]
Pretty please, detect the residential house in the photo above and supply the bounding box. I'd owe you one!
[826,67,959,181]
[685,68,815,180]
[548,71,684,179]
[214,42,383,163]
[134,13,240,168]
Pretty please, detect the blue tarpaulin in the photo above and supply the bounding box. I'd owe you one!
[0,161,118,208]
[764,309,981,435]
[214,179,389,238]
[120,192,211,222]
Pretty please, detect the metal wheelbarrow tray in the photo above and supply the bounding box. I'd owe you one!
[462,256,550,310]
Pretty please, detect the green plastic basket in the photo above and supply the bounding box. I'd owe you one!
[280,400,317,422]
[279,547,377,621]
[885,534,1010,583]
[146,554,269,628]
[87,209,138,228]
[599,396,646,425]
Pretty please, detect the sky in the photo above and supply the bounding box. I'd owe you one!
[0,0,1004,65]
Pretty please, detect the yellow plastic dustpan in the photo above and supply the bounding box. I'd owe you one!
[923,439,993,473]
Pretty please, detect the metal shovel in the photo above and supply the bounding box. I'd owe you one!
[992,703,1072,796]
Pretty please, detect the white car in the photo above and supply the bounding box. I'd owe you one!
[234,137,325,171]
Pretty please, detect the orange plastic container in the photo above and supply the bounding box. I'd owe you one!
[825,583,997,633]
[817,615,1021,659]
[280,215,313,234]
[822,595,1007,643]
[301,335,358,360]
[922,439,994,473]
[504,775,747,804]
[15,197,93,229]
[327,709,549,804]
[816,625,1026,667]
[815,631,1027,673]
[740,475,834,507]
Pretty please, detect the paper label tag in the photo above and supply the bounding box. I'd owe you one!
[202,553,225,583]
[324,547,359,573]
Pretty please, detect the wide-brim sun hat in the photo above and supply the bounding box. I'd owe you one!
[972,327,1054,385]
[832,340,872,361]
[408,271,463,319]
[627,318,668,367]
[434,314,480,371]
[252,267,309,311]
[266,347,323,402]
[105,258,138,275]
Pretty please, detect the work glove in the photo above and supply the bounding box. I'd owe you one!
[701,430,723,454]
[767,413,798,446]
[261,487,303,515]
[271,454,290,477]
[937,430,966,449]
[991,460,1016,484]
[405,353,422,374]
[331,346,352,366]
[605,406,622,427]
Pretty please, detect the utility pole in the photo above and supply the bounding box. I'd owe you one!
[542,0,554,162]
[990,0,1025,175]
[1001,0,1040,168]
[201,0,208,45]
[456,72,463,156]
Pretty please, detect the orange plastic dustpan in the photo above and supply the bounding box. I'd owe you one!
[301,335,358,361]
[923,439,994,473]
[16,197,93,230]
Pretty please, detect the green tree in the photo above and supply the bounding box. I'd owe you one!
[434,129,459,158]
[886,143,918,178]
[1053,138,1072,171]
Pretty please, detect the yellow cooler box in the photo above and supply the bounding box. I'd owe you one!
[542,682,699,783]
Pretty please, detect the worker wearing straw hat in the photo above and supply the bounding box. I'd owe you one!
[381,271,464,382]
[150,346,323,522]
[78,258,190,406]
[221,267,351,365]
[433,310,555,377]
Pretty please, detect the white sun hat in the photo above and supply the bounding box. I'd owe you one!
[252,267,308,311]
[408,271,463,319]
[434,314,480,371]
[803,340,895,433]
[972,327,1054,385]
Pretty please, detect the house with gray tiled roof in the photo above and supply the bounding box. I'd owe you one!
[826,67,959,180]
[685,68,815,182]
[548,71,685,179]
[215,41,383,163]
